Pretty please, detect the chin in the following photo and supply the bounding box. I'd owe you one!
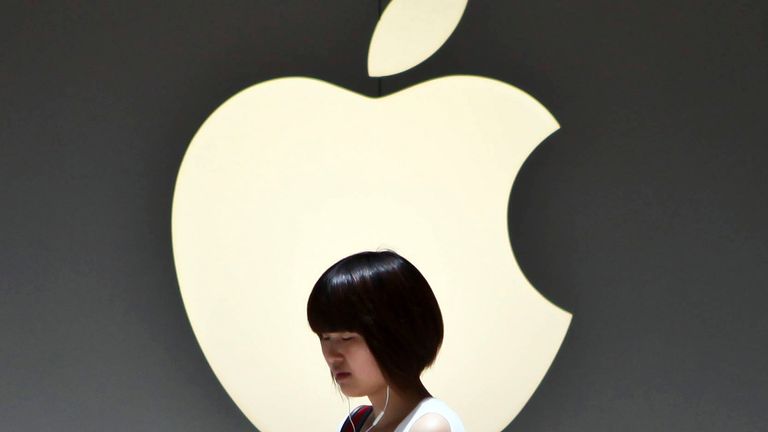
[342,389,365,398]
[338,384,368,398]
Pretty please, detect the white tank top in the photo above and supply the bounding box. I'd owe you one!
[338,397,465,432]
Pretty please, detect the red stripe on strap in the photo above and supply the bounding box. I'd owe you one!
[342,406,372,432]
[352,406,372,425]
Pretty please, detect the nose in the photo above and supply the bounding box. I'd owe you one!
[323,340,344,366]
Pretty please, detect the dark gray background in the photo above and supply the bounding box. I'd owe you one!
[2,1,766,431]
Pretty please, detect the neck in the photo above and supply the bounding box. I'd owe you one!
[367,381,432,430]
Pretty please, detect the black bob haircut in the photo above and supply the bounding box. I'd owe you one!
[307,250,444,393]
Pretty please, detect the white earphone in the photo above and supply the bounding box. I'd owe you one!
[343,384,390,432]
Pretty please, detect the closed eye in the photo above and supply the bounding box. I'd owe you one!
[319,336,351,341]
[319,333,357,341]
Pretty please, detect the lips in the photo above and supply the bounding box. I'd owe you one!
[335,372,351,380]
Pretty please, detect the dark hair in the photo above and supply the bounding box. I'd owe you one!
[307,250,444,393]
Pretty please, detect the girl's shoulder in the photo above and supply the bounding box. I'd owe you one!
[397,398,465,432]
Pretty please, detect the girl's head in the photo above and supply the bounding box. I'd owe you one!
[307,250,444,395]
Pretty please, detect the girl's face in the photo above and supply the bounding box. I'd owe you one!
[320,331,387,397]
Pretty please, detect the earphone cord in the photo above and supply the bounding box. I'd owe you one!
[346,396,355,432]
[347,385,390,432]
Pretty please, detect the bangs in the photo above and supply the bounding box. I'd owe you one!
[307,269,372,335]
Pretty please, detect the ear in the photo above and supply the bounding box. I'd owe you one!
[410,413,452,432]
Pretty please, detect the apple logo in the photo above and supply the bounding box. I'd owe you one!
[171,1,571,431]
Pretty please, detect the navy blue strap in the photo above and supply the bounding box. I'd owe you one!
[341,405,373,432]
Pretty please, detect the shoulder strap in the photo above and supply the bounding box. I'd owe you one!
[340,405,373,432]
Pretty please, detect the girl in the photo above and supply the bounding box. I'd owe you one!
[307,250,465,432]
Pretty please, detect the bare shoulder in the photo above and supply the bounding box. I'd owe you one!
[409,413,452,432]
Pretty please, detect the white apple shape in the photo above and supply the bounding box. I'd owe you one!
[172,75,571,431]
[172,3,571,431]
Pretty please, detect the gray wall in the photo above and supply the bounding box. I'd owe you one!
[2,1,766,431]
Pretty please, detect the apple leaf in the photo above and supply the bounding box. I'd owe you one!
[368,0,467,77]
